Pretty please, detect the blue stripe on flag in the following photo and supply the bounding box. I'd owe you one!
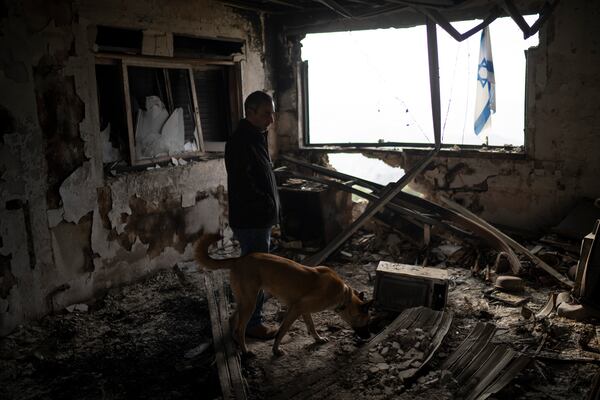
[474,99,492,135]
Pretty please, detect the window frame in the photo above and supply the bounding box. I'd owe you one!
[298,25,534,153]
[95,53,243,166]
[121,57,204,166]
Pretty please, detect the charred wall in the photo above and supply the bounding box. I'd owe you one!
[400,0,600,230]
[0,0,272,335]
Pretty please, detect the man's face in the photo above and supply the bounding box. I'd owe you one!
[246,101,275,132]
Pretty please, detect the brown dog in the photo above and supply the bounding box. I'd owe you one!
[195,234,372,356]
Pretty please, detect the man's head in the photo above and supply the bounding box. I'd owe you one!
[244,91,275,132]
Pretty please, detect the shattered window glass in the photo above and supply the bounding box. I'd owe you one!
[95,56,242,166]
[127,65,200,162]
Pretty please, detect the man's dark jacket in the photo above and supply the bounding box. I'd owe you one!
[225,119,280,229]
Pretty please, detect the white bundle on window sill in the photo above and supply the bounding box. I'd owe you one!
[135,95,185,159]
[101,123,120,163]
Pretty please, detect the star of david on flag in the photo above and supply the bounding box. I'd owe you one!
[474,26,495,136]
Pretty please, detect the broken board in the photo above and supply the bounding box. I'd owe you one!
[442,322,531,400]
[204,269,247,400]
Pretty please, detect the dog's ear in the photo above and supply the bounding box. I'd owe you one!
[352,288,366,301]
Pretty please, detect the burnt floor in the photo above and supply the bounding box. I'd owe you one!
[1,228,599,399]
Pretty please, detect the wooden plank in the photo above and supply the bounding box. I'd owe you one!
[302,147,439,266]
[97,52,238,66]
[279,156,525,271]
[204,270,247,400]
[279,169,442,227]
[121,61,138,166]
[501,0,559,39]
[204,271,232,399]
[213,271,247,400]
[418,6,500,42]
[120,55,197,70]
[426,16,442,146]
[188,67,205,152]
[440,196,574,288]
[301,18,442,267]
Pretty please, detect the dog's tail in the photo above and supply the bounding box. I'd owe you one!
[194,234,235,270]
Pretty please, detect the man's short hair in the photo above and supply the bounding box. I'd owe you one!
[244,91,273,113]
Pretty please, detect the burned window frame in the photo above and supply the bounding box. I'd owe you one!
[121,57,204,166]
[95,54,243,166]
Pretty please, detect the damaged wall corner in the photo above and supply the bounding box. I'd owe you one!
[391,0,600,231]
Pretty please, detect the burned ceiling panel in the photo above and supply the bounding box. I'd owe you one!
[221,0,466,15]
[221,0,547,34]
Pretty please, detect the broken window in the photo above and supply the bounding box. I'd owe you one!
[95,57,242,166]
[122,60,202,165]
[94,28,244,167]
[301,16,538,149]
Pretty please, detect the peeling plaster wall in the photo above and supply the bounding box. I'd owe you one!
[0,0,271,335]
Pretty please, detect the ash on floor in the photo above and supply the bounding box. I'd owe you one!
[2,228,600,400]
[0,267,220,400]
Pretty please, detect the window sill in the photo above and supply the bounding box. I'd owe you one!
[402,146,528,160]
[297,145,528,161]
[104,152,224,177]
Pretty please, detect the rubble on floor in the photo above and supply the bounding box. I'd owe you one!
[258,219,600,399]
[3,213,600,399]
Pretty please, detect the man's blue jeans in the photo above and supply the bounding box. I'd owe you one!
[232,227,271,328]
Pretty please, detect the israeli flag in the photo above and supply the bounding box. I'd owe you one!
[474,26,495,136]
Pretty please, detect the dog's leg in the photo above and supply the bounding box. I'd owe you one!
[229,309,239,345]
[303,313,328,344]
[272,308,301,357]
[235,299,257,356]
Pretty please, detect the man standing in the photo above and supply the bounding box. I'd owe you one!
[225,91,280,339]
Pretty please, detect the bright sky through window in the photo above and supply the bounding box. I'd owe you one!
[301,16,539,146]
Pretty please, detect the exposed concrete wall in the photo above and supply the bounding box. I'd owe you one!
[403,0,600,230]
[0,0,272,335]
[273,0,600,231]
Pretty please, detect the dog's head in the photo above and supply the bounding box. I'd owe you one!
[335,286,373,339]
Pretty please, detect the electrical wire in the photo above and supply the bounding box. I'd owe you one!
[347,28,432,144]
[441,37,462,143]
[461,40,472,145]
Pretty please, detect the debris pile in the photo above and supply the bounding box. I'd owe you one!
[367,327,432,382]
